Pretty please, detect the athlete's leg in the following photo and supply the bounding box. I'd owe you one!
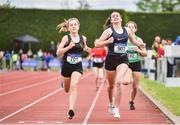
[92,67,99,89]
[69,71,82,110]
[97,68,104,89]
[131,72,141,101]
[112,63,129,118]
[106,70,115,104]
[106,70,115,114]
[123,68,133,85]
[129,71,141,110]
[103,66,107,83]
[114,63,128,108]
[61,76,71,93]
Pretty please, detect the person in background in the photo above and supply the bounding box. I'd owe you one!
[125,21,147,110]
[27,49,33,59]
[158,39,165,58]
[0,51,4,69]
[152,36,162,59]
[12,51,18,70]
[19,49,24,70]
[49,41,56,57]
[45,52,54,71]
[151,36,162,80]
[56,17,91,119]
[4,51,11,71]
[166,38,174,77]
[88,45,107,91]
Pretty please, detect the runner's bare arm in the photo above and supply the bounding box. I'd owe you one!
[137,38,147,57]
[56,35,75,57]
[83,36,92,53]
[126,27,145,48]
[95,28,113,47]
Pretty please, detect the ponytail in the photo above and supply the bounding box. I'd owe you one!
[103,17,111,30]
[56,18,80,33]
[56,19,68,33]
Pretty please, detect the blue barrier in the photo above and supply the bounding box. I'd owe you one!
[18,59,92,69]
[22,59,38,67]
[49,59,61,67]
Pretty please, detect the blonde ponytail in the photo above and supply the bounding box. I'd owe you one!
[56,18,80,33]
[103,17,111,30]
[56,19,68,33]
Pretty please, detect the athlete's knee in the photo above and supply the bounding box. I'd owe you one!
[116,79,123,85]
[115,83,122,92]
[123,81,129,85]
[70,83,78,91]
[123,78,130,85]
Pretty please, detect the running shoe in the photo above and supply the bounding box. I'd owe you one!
[113,107,120,118]
[68,109,75,119]
[129,101,135,110]
[108,103,114,115]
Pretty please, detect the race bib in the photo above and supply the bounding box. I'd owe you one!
[128,52,140,63]
[67,54,82,64]
[128,53,138,59]
[114,43,127,53]
[93,57,103,63]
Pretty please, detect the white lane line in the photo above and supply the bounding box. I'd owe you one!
[0,78,57,96]
[55,121,63,123]
[0,88,62,122]
[18,121,25,123]
[17,120,64,124]
[82,83,104,124]
[36,121,45,123]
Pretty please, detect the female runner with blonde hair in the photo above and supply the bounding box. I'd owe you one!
[56,18,91,119]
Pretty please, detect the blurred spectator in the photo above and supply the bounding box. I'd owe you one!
[27,49,33,59]
[4,51,11,70]
[152,36,161,59]
[49,41,56,57]
[157,39,165,58]
[37,49,43,60]
[162,39,168,46]
[12,51,18,70]
[0,51,4,69]
[152,36,160,80]
[19,49,24,70]
[37,49,44,70]
[166,38,174,77]
[174,36,180,45]
[151,36,164,80]
[45,52,54,70]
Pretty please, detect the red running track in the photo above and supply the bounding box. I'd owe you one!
[0,71,173,124]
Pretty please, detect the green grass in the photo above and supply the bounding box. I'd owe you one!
[140,77,180,116]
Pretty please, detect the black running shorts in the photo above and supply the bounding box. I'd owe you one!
[61,61,83,77]
[93,62,104,68]
[129,61,141,72]
[105,54,128,71]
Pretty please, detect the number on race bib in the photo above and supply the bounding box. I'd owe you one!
[128,53,137,59]
[93,57,103,63]
[67,54,82,64]
[114,43,127,53]
[128,53,140,63]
